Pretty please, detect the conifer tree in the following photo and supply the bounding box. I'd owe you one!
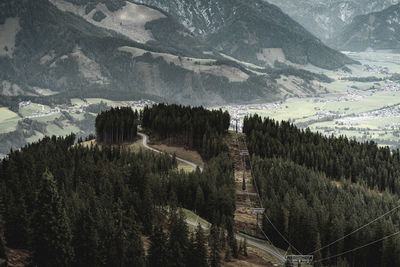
[193,224,208,267]
[33,170,74,267]
[209,224,221,267]
[148,225,169,267]
[313,233,322,267]
[168,209,189,267]
[0,216,6,260]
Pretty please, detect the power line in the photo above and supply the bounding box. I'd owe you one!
[314,230,400,263]
[237,136,285,260]
[309,203,400,255]
[246,151,304,256]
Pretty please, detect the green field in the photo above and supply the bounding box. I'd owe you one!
[70,98,86,105]
[0,107,21,134]
[19,103,50,117]
[182,208,211,229]
[34,113,62,123]
[46,123,80,137]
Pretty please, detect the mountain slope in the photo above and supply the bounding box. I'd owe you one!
[265,0,400,41]
[135,0,356,70]
[0,0,284,105]
[332,3,400,51]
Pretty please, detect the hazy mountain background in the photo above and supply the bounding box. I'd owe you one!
[266,0,400,42]
[333,3,400,51]
[135,0,355,69]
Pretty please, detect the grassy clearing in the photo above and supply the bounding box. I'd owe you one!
[33,113,62,122]
[177,162,196,173]
[70,112,85,121]
[151,143,204,168]
[25,131,45,144]
[182,208,211,229]
[70,98,85,105]
[19,103,50,117]
[46,123,80,137]
[85,98,119,105]
[0,107,20,133]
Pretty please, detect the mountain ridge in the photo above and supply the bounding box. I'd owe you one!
[331,3,400,51]
[135,0,357,70]
[265,0,400,41]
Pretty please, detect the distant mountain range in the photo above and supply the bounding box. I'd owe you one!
[0,0,356,105]
[136,0,355,69]
[266,0,399,42]
[332,3,400,51]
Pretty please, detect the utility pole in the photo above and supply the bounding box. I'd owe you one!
[240,150,249,191]
[285,255,313,266]
[250,208,265,235]
[233,117,239,133]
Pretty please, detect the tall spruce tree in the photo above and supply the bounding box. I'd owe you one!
[168,209,189,267]
[0,216,6,260]
[33,170,74,267]
[148,225,170,267]
[193,224,208,267]
[209,224,221,267]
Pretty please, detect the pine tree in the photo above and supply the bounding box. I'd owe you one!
[168,208,189,267]
[148,225,169,267]
[193,224,208,267]
[0,216,6,260]
[33,170,74,267]
[313,233,322,267]
[194,186,205,214]
[209,224,221,267]
[227,229,238,258]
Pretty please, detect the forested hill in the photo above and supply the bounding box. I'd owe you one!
[142,104,230,160]
[244,115,400,193]
[243,115,400,266]
[0,104,239,266]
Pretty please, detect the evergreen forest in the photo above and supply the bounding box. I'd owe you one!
[0,105,238,266]
[243,115,400,267]
[142,104,230,160]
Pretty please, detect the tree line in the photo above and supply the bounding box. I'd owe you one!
[95,107,139,144]
[142,104,230,160]
[243,115,400,267]
[243,115,400,194]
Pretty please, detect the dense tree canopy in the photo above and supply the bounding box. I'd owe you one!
[244,115,400,193]
[96,107,139,144]
[0,134,236,265]
[142,104,230,160]
[244,115,400,267]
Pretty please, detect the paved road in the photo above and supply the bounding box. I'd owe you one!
[138,132,203,171]
[236,233,286,263]
[138,130,284,263]
[185,219,285,263]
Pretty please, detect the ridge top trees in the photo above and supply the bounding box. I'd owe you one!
[96,107,138,144]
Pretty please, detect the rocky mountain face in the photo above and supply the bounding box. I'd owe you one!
[0,0,283,105]
[0,0,356,106]
[265,0,399,41]
[135,0,356,70]
[333,3,400,51]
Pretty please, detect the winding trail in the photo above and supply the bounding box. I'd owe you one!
[137,129,283,263]
[138,132,203,171]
